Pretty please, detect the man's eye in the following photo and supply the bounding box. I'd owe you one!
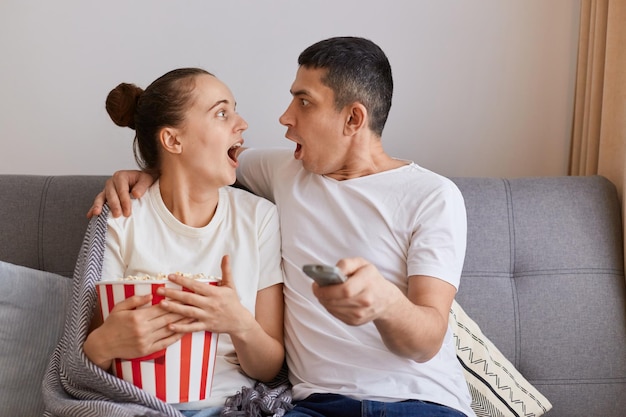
[300,99,310,106]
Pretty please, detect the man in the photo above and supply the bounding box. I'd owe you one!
[90,36,474,417]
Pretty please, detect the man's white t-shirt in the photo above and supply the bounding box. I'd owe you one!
[237,148,474,417]
[101,181,284,409]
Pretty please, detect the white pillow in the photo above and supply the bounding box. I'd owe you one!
[450,300,552,416]
[0,261,71,415]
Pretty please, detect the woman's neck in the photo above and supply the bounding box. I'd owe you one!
[158,174,220,228]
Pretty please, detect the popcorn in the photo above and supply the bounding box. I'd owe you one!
[117,272,221,282]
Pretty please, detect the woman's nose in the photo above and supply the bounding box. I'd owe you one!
[237,114,249,131]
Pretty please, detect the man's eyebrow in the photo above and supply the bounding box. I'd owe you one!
[290,89,310,97]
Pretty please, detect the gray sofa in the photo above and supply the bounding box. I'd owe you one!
[1,174,625,416]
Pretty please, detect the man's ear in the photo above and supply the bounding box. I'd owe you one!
[160,127,182,154]
[343,103,367,136]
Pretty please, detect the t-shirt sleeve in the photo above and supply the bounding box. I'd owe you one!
[236,148,292,204]
[101,216,127,282]
[406,180,467,289]
[256,202,284,290]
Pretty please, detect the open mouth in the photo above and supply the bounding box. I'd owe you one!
[228,142,242,163]
[294,143,303,159]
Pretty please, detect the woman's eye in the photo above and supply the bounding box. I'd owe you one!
[217,110,226,117]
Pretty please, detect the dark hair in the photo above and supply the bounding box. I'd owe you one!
[106,68,212,176]
[298,37,393,137]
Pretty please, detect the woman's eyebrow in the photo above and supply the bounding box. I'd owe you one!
[208,99,230,110]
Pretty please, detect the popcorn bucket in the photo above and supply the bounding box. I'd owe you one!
[96,278,220,403]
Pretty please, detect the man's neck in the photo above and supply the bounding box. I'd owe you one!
[325,137,408,181]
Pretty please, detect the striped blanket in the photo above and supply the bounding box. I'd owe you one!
[42,206,292,417]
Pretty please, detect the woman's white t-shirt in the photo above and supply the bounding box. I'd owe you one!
[101,181,283,409]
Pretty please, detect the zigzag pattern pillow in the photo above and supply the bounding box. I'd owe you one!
[450,301,552,417]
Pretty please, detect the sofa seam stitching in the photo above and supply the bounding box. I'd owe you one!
[503,178,522,369]
[38,176,53,272]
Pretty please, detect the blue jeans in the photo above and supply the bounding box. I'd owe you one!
[285,393,467,417]
[178,407,223,417]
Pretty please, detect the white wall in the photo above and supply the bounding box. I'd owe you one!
[0,0,580,178]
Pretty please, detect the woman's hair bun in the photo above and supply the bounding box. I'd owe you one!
[105,83,143,129]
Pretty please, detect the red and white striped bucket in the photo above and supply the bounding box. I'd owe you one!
[96,279,219,403]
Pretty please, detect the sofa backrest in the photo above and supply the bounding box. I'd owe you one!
[452,175,626,417]
[0,175,108,277]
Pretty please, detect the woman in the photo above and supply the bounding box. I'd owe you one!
[83,68,284,416]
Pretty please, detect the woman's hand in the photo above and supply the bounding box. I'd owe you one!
[158,254,285,382]
[158,255,254,336]
[83,293,189,370]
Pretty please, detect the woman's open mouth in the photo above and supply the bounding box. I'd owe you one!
[228,142,242,163]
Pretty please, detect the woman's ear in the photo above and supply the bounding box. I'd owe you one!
[159,128,182,154]
[343,103,367,136]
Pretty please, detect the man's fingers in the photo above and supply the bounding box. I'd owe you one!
[335,257,369,277]
[90,170,156,219]
[112,170,155,217]
[109,172,132,217]
[132,172,154,199]
[86,191,106,218]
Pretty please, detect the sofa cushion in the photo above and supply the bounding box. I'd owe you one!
[451,300,552,417]
[0,261,71,415]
